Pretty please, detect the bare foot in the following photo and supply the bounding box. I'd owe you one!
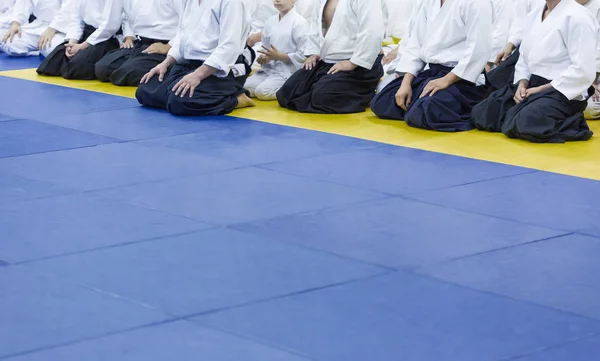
[236,93,256,109]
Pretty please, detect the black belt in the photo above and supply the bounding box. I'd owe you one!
[136,36,170,45]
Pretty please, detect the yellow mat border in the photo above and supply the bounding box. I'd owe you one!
[2,68,599,181]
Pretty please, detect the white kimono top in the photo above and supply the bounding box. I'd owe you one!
[584,0,600,73]
[260,6,310,77]
[507,0,545,47]
[396,0,493,83]
[514,0,598,100]
[304,0,384,70]
[122,0,183,43]
[383,0,415,39]
[9,0,62,35]
[168,0,252,77]
[63,0,123,45]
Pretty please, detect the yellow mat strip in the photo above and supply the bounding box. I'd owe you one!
[2,68,599,180]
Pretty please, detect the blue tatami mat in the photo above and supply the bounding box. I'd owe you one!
[1,60,600,361]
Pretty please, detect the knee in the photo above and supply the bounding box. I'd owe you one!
[94,62,112,82]
[254,82,278,100]
[165,93,188,116]
[370,84,401,119]
[135,82,154,106]
[2,42,26,57]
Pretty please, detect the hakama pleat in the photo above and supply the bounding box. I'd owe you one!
[371,64,486,131]
[135,58,248,116]
[276,55,384,114]
[472,75,593,143]
[485,49,520,91]
[36,24,119,80]
[95,39,169,86]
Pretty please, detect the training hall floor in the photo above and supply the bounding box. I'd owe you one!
[1,53,600,361]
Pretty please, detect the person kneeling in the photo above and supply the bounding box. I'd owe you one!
[36,0,122,80]
[244,0,309,100]
[94,0,183,86]
[471,0,597,143]
[276,0,384,114]
[136,0,255,116]
[371,0,492,132]
[1,0,67,58]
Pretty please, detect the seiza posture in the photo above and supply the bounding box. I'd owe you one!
[1,0,67,57]
[95,0,183,86]
[579,0,600,119]
[486,0,545,89]
[471,0,598,143]
[36,0,123,80]
[378,0,417,92]
[245,0,309,100]
[276,0,384,114]
[371,0,492,132]
[136,0,256,116]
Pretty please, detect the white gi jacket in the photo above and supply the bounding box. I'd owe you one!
[396,0,493,83]
[514,0,598,100]
[260,6,310,77]
[63,0,123,45]
[168,0,252,77]
[122,0,183,42]
[304,0,384,70]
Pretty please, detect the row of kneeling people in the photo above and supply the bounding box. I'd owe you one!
[0,0,599,143]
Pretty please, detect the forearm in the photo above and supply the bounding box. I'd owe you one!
[193,64,217,81]
[443,72,461,85]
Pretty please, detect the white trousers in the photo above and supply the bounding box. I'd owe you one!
[245,71,287,100]
[0,23,65,57]
[585,99,600,120]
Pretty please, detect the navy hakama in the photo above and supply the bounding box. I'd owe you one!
[276,55,384,114]
[471,75,593,143]
[95,38,169,86]
[135,57,250,116]
[371,64,486,131]
[485,49,520,92]
[36,24,119,80]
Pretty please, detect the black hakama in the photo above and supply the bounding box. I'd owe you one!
[371,64,486,132]
[485,49,520,92]
[135,58,249,116]
[95,38,169,86]
[276,55,384,114]
[36,24,119,80]
[471,75,593,143]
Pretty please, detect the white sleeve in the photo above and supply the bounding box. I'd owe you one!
[122,11,133,38]
[63,0,85,41]
[349,0,384,69]
[303,1,321,57]
[167,0,184,46]
[85,0,123,45]
[513,50,531,84]
[395,6,425,76]
[551,14,598,100]
[507,0,530,47]
[451,0,493,83]
[288,17,310,71]
[9,0,32,25]
[490,0,511,62]
[203,0,246,77]
[48,0,73,33]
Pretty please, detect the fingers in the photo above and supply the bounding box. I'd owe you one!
[420,84,433,98]
[406,92,412,109]
[18,29,21,38]
[395,94,406,110]
[188,84,197,98]
[382,56,391,65]
[327,65,338,75]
